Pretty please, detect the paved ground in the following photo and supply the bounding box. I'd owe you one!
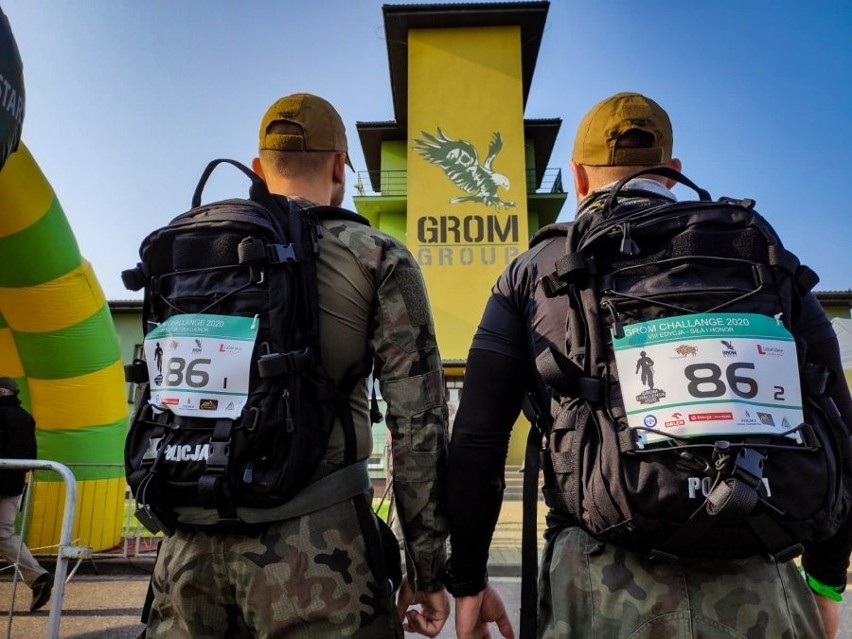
[0,570,149,638]
[0,500,542,638]
[0,500,850,638]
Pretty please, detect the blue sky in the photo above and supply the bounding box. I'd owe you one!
[3,0,851,299]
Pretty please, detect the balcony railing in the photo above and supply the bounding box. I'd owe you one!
[353,168,564,197]
[354,170,408,197]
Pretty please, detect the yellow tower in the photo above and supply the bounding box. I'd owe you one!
[354,1,566,462]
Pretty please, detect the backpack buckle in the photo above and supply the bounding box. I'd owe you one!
[267,243,297,263]
[731,447,765,490]
[205,420,234,474]
[772,543,804,564]
[206,440,230,473]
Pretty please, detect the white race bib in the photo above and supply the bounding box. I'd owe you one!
[143,313,259,419]
[612,313,803,445]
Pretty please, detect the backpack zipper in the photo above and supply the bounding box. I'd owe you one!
[619,222,639,256]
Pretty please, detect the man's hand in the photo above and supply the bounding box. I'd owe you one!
[814,594,839,639]
[396,579,450,637]
[455,583,514,639]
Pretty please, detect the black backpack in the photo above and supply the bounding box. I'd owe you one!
[531,167,852,562]
[122,159,370,533]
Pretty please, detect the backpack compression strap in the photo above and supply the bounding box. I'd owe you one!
[519,395,547,639]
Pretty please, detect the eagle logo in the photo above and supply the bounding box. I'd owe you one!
[412,128,516,209]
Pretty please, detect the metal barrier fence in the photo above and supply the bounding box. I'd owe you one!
[0,459,89,639]
[18,464,159,562]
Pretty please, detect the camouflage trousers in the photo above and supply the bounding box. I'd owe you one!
[146,497,403,639]
[538,527,824,639]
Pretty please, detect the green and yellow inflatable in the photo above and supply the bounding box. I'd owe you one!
[0,9,128,552]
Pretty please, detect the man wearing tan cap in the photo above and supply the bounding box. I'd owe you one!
[442,92,851,638]
[255,92,355,201]
[145,93,450,638]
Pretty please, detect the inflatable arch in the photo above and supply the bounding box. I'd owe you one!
[0,10,128,552]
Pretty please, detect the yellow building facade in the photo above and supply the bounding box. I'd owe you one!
[353,1,567,463]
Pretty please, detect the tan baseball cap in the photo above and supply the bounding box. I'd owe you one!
[572,92,673,166]
[259,93,353,169]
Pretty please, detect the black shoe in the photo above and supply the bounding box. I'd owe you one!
[30,572,53,612]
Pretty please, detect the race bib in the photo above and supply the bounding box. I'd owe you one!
[143,313,258,419]
[612,313,803,446]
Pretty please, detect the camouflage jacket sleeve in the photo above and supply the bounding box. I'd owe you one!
[329,221,449,592]
[373,235,449,592]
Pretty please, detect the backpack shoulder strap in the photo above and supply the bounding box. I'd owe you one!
[530,221,571,248]
[520,418,542,639]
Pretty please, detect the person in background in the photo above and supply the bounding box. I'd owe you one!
[0,377,52,613]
